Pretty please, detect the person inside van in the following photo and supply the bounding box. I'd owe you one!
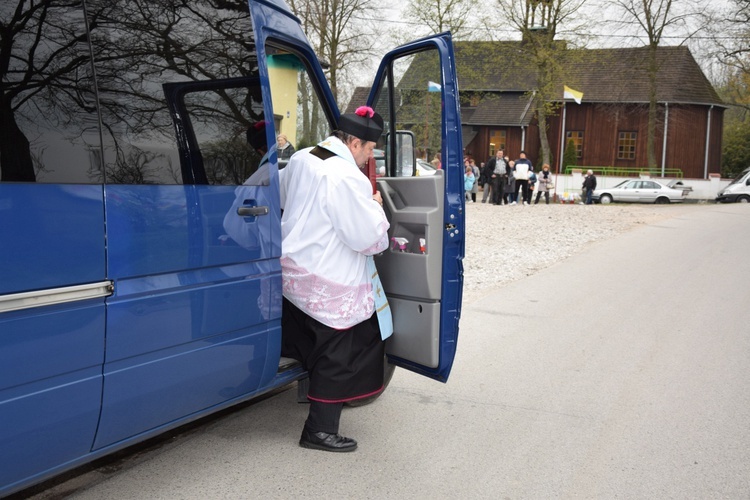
[279,106,391,452]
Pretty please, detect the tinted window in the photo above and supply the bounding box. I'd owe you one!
[86,0,260,185]
[0,1,98,184]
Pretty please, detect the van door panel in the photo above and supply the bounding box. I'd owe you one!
[376,173,445,368]
[368,37,464,382]
[97,184,280,448]
[0,185,106,489]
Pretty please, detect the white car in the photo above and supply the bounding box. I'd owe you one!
[374,150,437,177]
[592,179,689,204]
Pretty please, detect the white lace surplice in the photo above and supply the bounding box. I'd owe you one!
[279,137,390,329]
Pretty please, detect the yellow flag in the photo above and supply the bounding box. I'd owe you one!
[564,85,583,104]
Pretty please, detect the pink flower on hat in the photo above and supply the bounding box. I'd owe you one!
[355,106,375,118]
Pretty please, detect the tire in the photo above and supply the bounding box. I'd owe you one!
[599,193,613,205]
[345,358,396,407]
[655,196,670,204]
[738,195,750,203]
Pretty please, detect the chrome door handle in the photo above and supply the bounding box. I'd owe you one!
[237,206,269,216]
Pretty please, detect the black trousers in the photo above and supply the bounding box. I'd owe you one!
[306,400,344,434]
[535,190,550,204]
[516,179,529,203]
[491,176,504,204]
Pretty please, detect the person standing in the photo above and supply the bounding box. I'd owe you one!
[534,164,553,204]
[464,163,476,202]
[276,134,296,165]
[481,157,495,203]
[279,106,391,453]
[527,169,537,204]
[485,150,507,205]
[505,160,516,205]
[431,152,442,169]
[583,169,597,204]
[513,151,532,205]
[470,159,480,203]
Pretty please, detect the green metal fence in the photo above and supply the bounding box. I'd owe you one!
[562,166,684,178]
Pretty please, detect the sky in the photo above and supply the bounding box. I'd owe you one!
[346,0,735,90]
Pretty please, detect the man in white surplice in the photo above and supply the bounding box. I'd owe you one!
[279,106,391,453]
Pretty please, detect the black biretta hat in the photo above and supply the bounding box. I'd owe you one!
[338,106,384,143]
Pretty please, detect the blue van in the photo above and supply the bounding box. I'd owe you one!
[0,0,464,494]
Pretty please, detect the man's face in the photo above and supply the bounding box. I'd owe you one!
[497,151,503,158]
[349,138,376,168]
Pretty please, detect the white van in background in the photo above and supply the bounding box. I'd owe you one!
[716,168,750,203]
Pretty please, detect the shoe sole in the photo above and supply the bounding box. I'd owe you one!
[299,440,358,452]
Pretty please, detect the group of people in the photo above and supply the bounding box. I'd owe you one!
[464,150,556,205]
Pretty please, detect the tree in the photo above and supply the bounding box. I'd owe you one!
[287,0,377,106]
[609,0,708,170]
[562,138,578,169]
[0,0,93,182]
[721,119,750,178]
[1,0,265,183]
[494,0,589,168]
[402,0,479,40]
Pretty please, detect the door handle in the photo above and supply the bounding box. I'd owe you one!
[237,206,269,216]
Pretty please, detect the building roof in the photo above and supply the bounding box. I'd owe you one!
[571,46,722,105]
[463,92,535,126]
[344,87,371,114]
[344,43,723,124]
[454,42,723,106]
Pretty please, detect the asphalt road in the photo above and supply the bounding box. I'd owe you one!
[27,204,750,499]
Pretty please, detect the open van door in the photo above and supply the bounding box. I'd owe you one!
[368,35,464,382]
[248,1,463,383]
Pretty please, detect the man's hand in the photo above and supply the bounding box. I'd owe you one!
[373,191,384,206]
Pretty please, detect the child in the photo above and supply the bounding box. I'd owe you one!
[464,165,475,202]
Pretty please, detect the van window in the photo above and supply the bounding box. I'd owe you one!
[177,82,268,185]
[0,1,98,184]
[86,0,259,185]
[265,45,332,159]
[372,48,443,177]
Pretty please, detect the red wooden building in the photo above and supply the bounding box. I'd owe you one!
[348,43,725,179]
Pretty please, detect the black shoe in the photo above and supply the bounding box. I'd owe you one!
[299,429,358,452]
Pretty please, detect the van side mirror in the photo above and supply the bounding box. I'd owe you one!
[384,130,417,177]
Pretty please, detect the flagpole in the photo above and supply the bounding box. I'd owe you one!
[558,102,567,174]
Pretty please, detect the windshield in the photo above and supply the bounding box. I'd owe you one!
[728,169,750,186]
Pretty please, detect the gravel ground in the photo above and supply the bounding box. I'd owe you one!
[462,200,705,298]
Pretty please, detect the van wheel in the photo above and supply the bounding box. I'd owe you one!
[345,358,396,407]
[738,195,750,203]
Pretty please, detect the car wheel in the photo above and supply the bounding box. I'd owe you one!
[345,357,396,407]
[599,194,613,204]
[655,196,670,204]
[738,195,750,203]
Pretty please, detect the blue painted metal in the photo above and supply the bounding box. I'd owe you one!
[0,184,106,494]
[368,33,465,382]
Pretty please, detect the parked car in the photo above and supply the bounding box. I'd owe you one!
[374,151,437,176]
[592,179,689,204]
[716,167,750,203]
